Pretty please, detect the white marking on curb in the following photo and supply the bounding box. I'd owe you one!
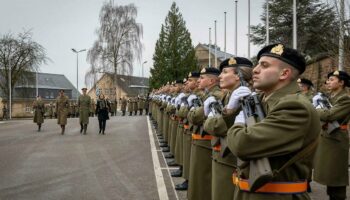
[147,116,169,200]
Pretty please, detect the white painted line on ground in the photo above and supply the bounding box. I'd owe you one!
[147,116,169,200]
[161,167,179,170]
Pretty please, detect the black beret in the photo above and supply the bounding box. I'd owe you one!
[200,67,220,76]
[219,57,253,72]
[297,78,313,87]
[81,87,87,90]
[188,71,200,78]
[257,43,306,74]
[175,80,184,84]
[327,70,350,87]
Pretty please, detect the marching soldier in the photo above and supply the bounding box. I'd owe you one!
[313,70,350,200]
[203,57,253,200]
[138,97,145,115]
[127,97,133,116]
[110,99,116,116]
[227,44,320,199]
[33,95,45,132]
[187,67,223,200]
[56,89,69,135]
[133,97,139,115]
[48,102,54,119]
[78,88,91,135]
[121,97,127,116]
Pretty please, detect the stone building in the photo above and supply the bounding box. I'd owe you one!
[87,73,149,101]
[0,72,79,118]
[195,43,234,69]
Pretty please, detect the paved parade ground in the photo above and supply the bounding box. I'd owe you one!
[0,115,349,200]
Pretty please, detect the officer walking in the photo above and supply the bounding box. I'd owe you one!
[56,89,69,135]
[78,88,91,135]
[33,95,45,132]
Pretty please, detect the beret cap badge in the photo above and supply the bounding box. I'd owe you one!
[270,44,284,55]
[228,57,237,65]
[188,72,192,77]
[334,71,340,76]
[201,68,206,73]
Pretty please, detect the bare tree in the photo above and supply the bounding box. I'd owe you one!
[86,2,143,99]
[0,31,48,107]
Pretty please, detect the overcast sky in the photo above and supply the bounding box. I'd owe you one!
[0,0,266,89]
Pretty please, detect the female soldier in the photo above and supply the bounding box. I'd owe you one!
[33,95,45,132]
[96,93,110,135]
[313,70,350,200]
[203,57,253,200]
[56,89,69,135]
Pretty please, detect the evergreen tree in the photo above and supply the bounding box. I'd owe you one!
[251,0,338,58]
[150,2,197,89]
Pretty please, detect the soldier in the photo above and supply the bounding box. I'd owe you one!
[187,67,223,200]
[48,102,54,119]
[227,44,320,199]
[297,78,314,102]
[138,97,145,115]
[144,95,150,115]
[96,93,110,135]
[313,70,350,200]
[2,105,8,120]
[121,97,127,116]
[33,95,45,132]
[203,57,253,200]
[133,97,139,115]
[109,99,116,116]
[56,89,69,135]
[78,88,91,135]
[69,101,75,118]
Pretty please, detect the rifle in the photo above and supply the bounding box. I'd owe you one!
[315,92,340,134]
[237,68,273,192]
[209,100,224,116]
[192,97,203,108]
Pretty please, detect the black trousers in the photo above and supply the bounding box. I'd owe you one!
[98,119,107,131]
[327,186,347,200]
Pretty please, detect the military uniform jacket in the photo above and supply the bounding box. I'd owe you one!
[227,82,321,200]
[56,95,69,125]
[314,89,350,186]
[78,95,91,124]
[33,100,45,124]
[127,99,133,112]
[204,89,237,167]
[121,99,127,111]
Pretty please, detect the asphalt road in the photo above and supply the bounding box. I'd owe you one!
[0,115,349,200]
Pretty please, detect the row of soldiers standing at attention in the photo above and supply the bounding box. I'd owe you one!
[149,43,350,200]
[124,96,149,116]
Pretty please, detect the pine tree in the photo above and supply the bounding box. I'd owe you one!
[251,0,338,58]
[150,2,197,89]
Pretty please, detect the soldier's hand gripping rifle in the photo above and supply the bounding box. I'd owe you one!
[209,99,224,116]
[315,92,340,134]
[192,97,203,108]
[237,68,273,192]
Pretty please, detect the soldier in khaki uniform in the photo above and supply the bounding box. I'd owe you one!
[313,70,350,200]
[33,95,45,132]
[120,97,127,116]
[297,78,314,102]
[78,88,91,135]
[138,97,145,115]
[187,67,223,200]
[203,57,253,200]
[56,89,69,135]
[127,97,133,116]
[227,44,321,199]
[133,97,138,115]
[48,102,54,119]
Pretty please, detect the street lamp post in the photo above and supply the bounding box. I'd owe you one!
[71,48,86,101]
[142,61,147,95]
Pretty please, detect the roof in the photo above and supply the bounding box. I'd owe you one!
[195,43,234,62]
[0,71,79,99]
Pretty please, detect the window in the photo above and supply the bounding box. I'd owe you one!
[25,105,32,113]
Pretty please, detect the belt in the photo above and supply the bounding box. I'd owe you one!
[213,144,221,152]
[184,124,189,130]
[232,173,307,194]
[192,133,213,140]
[322,124,348,130]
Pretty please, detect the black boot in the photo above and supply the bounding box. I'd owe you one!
[80,123,83,133]
[175,180,188,190]
[99,129,101,134]
[83,124,87,135]
[171,166,182,177]
[61,125,65,135]
[38,124,41,132]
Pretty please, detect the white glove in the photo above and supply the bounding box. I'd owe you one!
[234,110,246,124]
[312,94,322,107]
[175,93,185,107]
[208,111,214,117]
[227,86,252,109]
[204,96,217,116]
[171,97,176,105]
[187,94,198,107]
